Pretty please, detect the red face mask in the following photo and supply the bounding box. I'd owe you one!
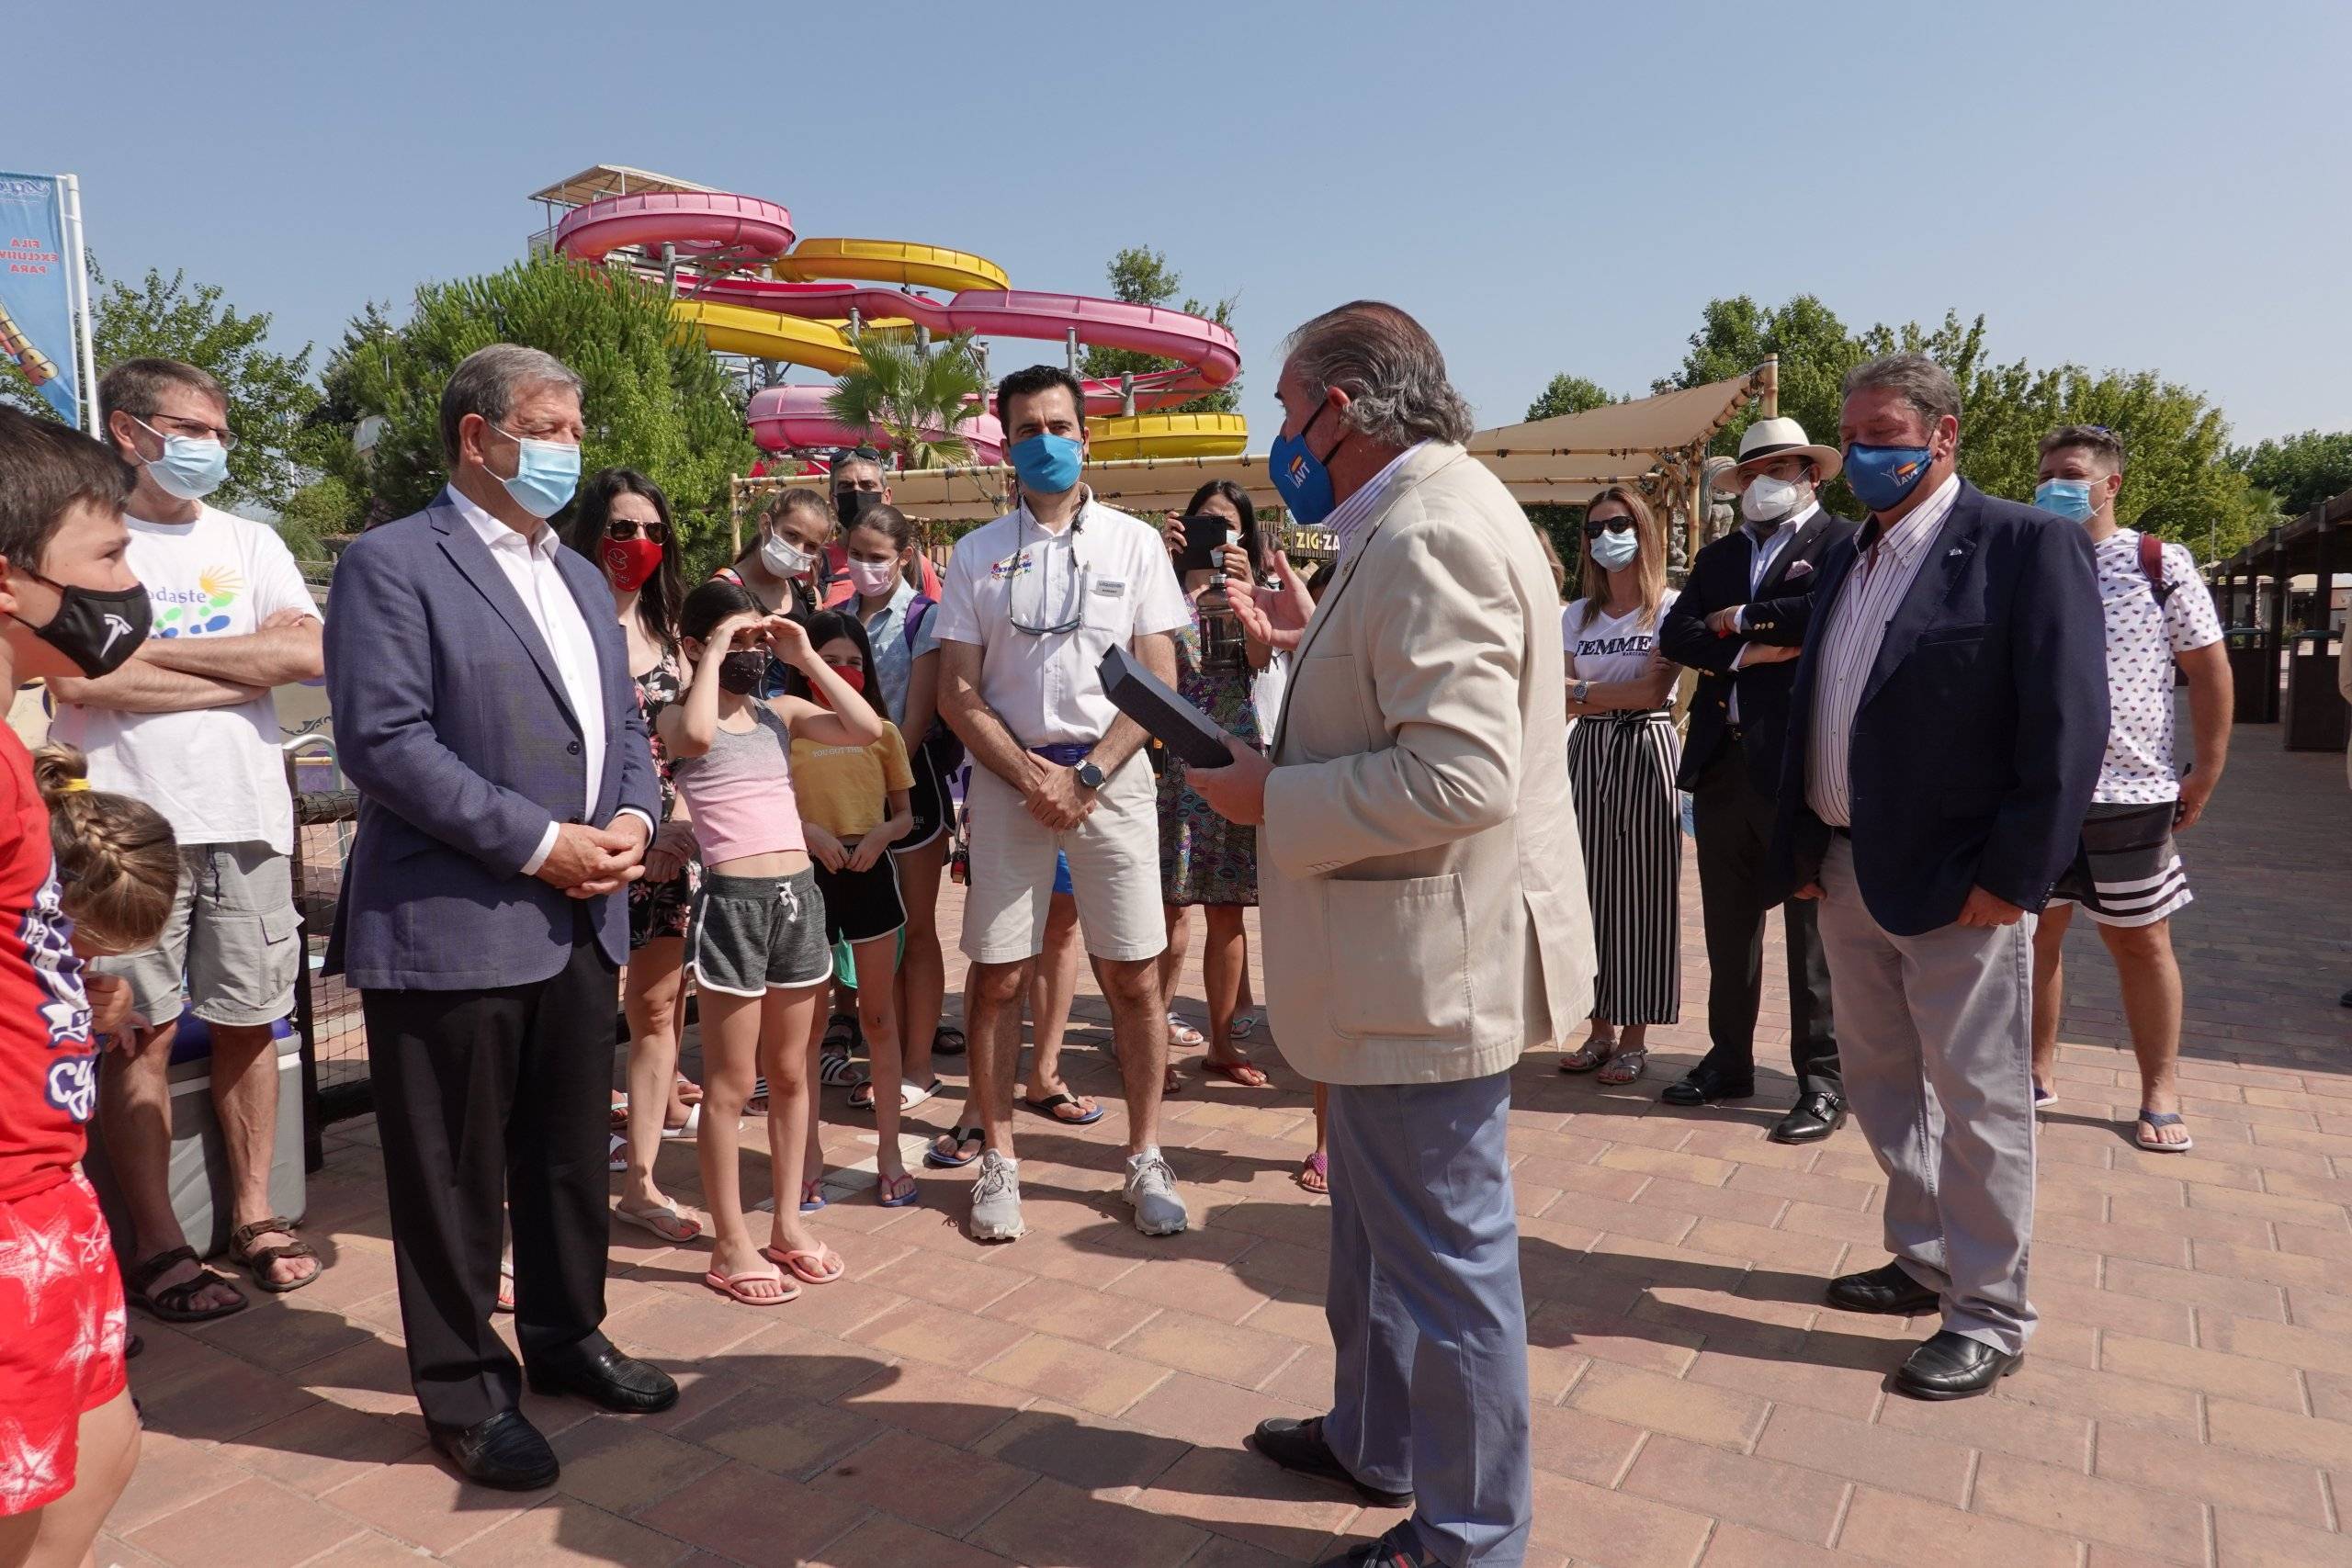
[602,536,664,592]
[823,660,866,698]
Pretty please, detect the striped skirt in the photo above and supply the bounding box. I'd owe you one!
[1565,711,1682,1026]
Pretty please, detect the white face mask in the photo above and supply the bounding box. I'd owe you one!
[1741,474,1807,525]
[761,534,816,578]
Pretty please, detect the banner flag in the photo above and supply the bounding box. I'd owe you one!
[0,173,81,422]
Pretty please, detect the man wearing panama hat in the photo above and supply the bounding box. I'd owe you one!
[1657,416,1856,1142]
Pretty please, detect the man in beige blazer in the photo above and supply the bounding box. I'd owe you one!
[1189,301,1595,1568]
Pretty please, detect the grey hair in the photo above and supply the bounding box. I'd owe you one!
[1840,352,1960,432]
[1282,300,1475,447]
[439,344,584,465]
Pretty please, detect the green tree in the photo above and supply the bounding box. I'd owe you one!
[824,332,987,470]
[2233,429,2352,517]
[1,260,322,517]
[1521,374,1625,566]
[313,255,755,571]
[1076,245,1239,415]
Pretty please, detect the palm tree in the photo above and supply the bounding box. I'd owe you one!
[824,331,987,469]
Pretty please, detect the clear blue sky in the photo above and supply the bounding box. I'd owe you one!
[14,0,2348,448]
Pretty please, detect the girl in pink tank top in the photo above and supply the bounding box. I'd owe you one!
[657,580,884,1305]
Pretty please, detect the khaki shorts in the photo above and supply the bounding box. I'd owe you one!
[98,841,300,1031]
[961,752,1166,965]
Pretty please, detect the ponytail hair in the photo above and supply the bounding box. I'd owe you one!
[36,744,180,957]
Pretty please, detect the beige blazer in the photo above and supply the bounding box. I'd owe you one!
[1260,443,1597,1086]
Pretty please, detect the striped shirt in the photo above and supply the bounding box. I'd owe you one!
[1804,474,1961,828]
[1331,442,1427,561]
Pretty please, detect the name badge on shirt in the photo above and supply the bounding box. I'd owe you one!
[1092,579,1126,598]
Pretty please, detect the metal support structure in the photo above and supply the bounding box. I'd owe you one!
[849,306,863,344]
[1119,373,1136,419]
[1066,326,1080,373]
[1758,354,1780,420]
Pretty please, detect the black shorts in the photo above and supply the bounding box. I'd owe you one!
[2049,802,2193,928]
[898,739,949,852]
[814,854,908,945]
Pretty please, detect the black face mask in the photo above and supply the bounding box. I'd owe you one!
[835,490,878,530]
[717,649,768,694]
[14,570,152,677]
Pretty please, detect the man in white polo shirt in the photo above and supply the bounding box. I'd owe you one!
[933,365,1193,1242]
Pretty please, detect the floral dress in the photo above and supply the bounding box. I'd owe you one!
[627,648,699,948]
[1158,603,1262,907]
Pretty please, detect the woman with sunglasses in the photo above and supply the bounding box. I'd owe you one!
[1555,485,1682,1086]
[564,469,703,1244]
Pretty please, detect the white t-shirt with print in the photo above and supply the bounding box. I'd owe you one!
[49,504,320,854]
[2089,529,2222,804]
[1564,591,1679,686]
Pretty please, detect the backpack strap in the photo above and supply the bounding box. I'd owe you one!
[904,593,936,652]
[2137,531,2177,606]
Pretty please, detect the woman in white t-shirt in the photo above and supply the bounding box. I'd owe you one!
[1556,486,1682,1085]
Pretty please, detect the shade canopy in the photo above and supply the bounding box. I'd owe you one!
[741,367,1769,528]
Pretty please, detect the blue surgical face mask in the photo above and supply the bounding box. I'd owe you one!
[1589,526,1641,572]
[1843,443,1936,514]
[491,423,582,519]
[1270,400,1339,525]
[132,417,230,502]
[1009,433,1083,495]
[2034,478,2096,523]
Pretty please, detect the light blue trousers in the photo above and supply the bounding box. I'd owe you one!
[1324,1071,1532,1568]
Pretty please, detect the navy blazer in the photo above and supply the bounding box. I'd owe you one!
[1658,505,1856,792]
[323,491,660,990]
[1768,481,2107,937]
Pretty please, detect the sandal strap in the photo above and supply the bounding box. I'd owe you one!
[229,1216,303,1255]
[128,1245,199,1293]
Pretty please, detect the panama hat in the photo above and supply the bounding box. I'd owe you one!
[1715,416,1842,489]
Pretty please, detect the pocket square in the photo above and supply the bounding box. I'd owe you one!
[1785,559,1814,580]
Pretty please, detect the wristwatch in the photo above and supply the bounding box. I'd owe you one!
[1075,761,1107,791]
[1571,680,1592,705]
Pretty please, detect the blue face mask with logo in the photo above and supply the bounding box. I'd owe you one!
[1842,443,1936,513]
[1270,400,1340,525]
[2033,478,2096,522]
[1009,433,1083,494]
[132,417,230,502]
[492,423,582,519]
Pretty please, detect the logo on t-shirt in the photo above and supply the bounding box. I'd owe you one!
[150,565,246,637]
[1575,633,1657,658]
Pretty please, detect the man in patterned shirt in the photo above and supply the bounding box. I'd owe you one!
[2027,425,2230,1152]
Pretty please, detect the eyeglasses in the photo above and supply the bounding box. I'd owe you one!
[1582,520,1636,539]
[138,413,238,449]
[1007,522,1089,637]
[605,519,670,543]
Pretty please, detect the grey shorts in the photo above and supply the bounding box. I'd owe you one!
[96,841,300,1031]
[686,869,831,997]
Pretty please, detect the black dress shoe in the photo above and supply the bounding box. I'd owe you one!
[426,1409,558,1490]
[1826,1261,1941,1315]
[1894,1330,2024,1400]
[1250,1416,1414,1509]
[526,1345,678,1413]
[1770,1090,1847,1145]
[1660,1064,1755,1107]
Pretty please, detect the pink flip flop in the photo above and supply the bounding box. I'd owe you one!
[762,1244,845,1285]
[704,1267,798,1306]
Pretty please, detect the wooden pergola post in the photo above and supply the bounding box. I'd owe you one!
[1759,355,1780,419]
[2264,544,2289,722]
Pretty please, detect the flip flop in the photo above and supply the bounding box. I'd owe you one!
[607,1133,628,1173]
[705,1267,797,1305]
[615,1201,702,1243]
[2033,1083,2056,1109]
[899,1077,942,1111]
[926,1125,986,1168]
[876,1171,921,1208]
[1166,1012,1206,1048]
[1200,1056,1272,1089]
[762,1243,845,1285]
[1230,1010,1262,1040]
[846,1079,878,1111]
[799,1179,830,1214]
[1023,1091,1104,1125]
[818,1051,870,1089]
[2135,1110,2193,1153]
[1296,1150,1329,1194]
[933,1026,967,1057]
[661,1105,702,1140]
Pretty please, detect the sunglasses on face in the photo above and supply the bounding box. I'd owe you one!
[606,519,670,543]
[1582,519,1635,539]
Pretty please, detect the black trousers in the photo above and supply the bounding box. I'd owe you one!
[1690,733,1838,1095]
[362,930,617,1427]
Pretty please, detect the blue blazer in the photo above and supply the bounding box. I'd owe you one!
[1769,481,2108,937]
[322,491,660,990]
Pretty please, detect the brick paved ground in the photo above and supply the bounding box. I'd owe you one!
[101,716,2352,1567]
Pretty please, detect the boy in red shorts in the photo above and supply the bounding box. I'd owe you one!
[0,406,154,1568]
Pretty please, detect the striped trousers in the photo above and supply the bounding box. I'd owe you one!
[1565,710,1682,1026]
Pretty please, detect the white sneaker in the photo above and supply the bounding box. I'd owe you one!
[968,1149,1026,1242]
[1125,1148,1189,1236]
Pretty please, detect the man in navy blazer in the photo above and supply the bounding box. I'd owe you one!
[1767,353,2106,1401]
[324,345,673,1488]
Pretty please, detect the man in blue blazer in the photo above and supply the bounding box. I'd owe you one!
[324,345,672,1488]
[1767,353,2106,1400]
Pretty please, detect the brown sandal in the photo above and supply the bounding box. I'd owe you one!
[127,1246,247,1322]
[229,1215,321,1294]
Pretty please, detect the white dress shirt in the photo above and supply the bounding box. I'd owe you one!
[1329,441,1427,562]
[447,487,639,874]
[933,489,1193,749]
[1726,500,1818,719]
[1804,474,1961,828]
